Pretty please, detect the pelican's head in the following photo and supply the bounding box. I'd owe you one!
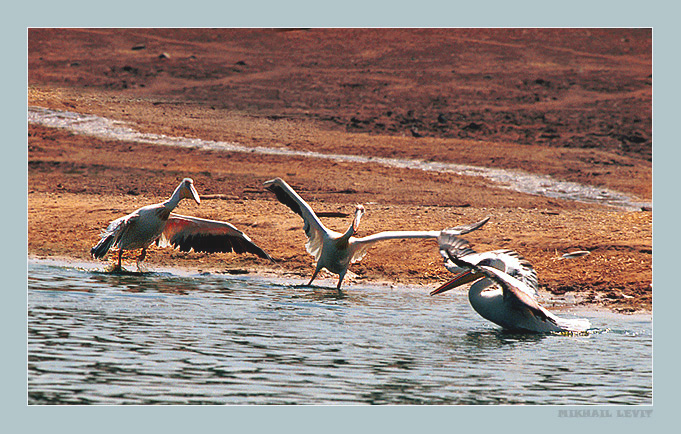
[353,204,365,232]
[179,178,201,205]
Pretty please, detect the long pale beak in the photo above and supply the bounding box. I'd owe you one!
[430,270,481,296]
[189,183,201,205]
[353,205,364,232]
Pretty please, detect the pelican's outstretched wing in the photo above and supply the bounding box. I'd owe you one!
[438,232,538,297]
[264,177,328,260]
[488,249,538,295]
[436,216,490,254]
[438,233,479,262]
[476,265,555,325]
[350,230,440,263]
[350,216,490,264]
[157,213,273,261]
[480,264,590,332]
[444,216,490,236]
[445,251,554,323]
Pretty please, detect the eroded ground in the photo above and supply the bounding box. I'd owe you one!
[28,28,652,311]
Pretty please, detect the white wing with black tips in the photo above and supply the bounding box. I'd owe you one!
[263,177,328,260]
[438,234,538,297]
[264,176,491,289]
[435,243,591,333]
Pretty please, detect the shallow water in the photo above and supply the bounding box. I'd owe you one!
[27,106,650,211]
[27,259,651,405]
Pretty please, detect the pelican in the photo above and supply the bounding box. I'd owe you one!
[91,178,272,270]
[431,235,590,333]
[434,231,539,299]
[263,177,489,289]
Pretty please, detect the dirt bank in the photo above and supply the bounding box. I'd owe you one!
[27,28,652,312]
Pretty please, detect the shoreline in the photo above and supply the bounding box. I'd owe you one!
[28,29,652,314]
[30,255,641,317]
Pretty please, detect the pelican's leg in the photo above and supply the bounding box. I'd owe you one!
[114,249,123,271]
[306,266,321,286]
[336,271,346,290]
[136,248,148,272]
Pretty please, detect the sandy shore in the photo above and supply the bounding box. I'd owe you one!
[28,28,651,312]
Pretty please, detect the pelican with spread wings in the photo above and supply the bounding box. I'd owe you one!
[264,177,488,289]
[432,234,590,333]
[91,178,272,270]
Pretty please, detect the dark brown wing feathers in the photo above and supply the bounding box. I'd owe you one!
[160,214,273,261]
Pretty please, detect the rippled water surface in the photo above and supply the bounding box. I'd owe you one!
[28,260,652,405]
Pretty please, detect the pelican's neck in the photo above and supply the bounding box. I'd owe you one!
[339,208,363,242]
[162,184,185,210]
[339,221,356,243]
[468,278,500,311]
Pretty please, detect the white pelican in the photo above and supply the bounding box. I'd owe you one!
[434,231,539,298]
[91,178,272,270]
[263,177,489,289]
[431,235,590,333]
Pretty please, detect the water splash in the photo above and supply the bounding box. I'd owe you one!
[28,106,650,210]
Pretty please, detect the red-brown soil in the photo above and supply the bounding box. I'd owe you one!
[27,28,651,312]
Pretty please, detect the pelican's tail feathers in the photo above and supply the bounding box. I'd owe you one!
[91,234,115,259]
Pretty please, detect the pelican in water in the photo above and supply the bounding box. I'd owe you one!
[91,178,272,270]
[431,234,590,333]
[264,177,489,289]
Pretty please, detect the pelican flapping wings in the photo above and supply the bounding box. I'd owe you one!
[91,178,271,270]
[264,177,489,289]
[432,235,590,333]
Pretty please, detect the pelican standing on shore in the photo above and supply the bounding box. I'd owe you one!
[264,177,489,289]
[431,234,590,333]
[91,178,272,270]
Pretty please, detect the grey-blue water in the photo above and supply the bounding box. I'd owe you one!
[28,259,652,405]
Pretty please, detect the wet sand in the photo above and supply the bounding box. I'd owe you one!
[28,28,651,312]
